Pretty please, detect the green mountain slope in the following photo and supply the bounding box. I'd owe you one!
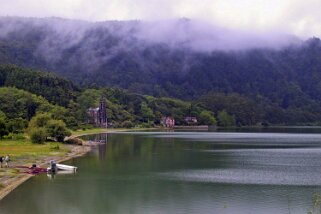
[0,64,79,107]
[2,17,321,125]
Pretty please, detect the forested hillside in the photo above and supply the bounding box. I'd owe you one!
[1,17,321,125]
[0,65,216,134]
[0,64,79,106]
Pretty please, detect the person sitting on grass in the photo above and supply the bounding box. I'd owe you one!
[0,156,3,168]
[5,154,10,168]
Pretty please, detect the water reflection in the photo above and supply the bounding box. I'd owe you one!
[1,131,321,214]
[47,170,77,180]
[98,144,107,161]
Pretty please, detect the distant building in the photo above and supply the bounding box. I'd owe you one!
[87,97,107,128]
[161,116,175,128]
[184,116,198,125]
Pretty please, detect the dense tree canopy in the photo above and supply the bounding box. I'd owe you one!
[0,68,218,142]
[28,113,71,143]
[76,88,212,127]
[0,87,53,120]
[0,65,79,107]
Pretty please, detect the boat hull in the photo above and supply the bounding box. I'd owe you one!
[56,164,77,171]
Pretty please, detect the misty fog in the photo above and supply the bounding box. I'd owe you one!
[0,17,302,55]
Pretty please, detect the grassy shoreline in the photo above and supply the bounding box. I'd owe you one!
[0,138,91,201]
[0,127,152,201]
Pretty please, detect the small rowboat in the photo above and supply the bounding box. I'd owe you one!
[56,163,77,172]
[47,160,77,173]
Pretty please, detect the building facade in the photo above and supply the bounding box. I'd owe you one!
[184,116,198,125]
[87,97,108,128]
[161,116,175,128]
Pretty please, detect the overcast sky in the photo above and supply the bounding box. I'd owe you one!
[0,0,320,38]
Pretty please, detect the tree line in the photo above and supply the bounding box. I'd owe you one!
[0,66,221,143]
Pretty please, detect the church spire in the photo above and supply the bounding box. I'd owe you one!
[99,96,107,128]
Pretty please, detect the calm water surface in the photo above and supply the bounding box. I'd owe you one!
[2,130,321,214]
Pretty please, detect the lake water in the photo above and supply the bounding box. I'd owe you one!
[2,130,321,214]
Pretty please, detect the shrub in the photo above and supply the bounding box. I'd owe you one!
[12,133,26,140]
[0,110,6,120]
[78,123,94,131]
[218,110,236,127]
[7,118,28,134]
[28,113,51,131]
[199,111,217,125]
[28,113,71,143]
[121,120,134,128]
[3,133,13,140]
[2,133,25,140]
[0,119,8,139]
[138,123,154,128]
[46,120,71,142]
[30,128,47,144]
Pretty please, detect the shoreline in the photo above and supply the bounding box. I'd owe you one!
[0,127,152,201]
[1,126,318,201]
[0,144,91,201]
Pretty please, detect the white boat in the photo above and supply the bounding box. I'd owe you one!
[47,160,77,173]
[56,163,77,172]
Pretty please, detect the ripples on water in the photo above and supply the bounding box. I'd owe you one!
[142,132,321,186]
[2,131,321,214]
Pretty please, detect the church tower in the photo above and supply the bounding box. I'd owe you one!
[99,96,107,128]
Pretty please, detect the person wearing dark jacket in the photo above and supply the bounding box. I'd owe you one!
[0,156,3,168]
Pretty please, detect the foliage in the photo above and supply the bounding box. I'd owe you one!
[149,97,191,125]
[218,110,236,127]
[199,111,217,125]
[3,133,25,140]
[140,102,154,123]
[28,113,51,129]
[121,120,134,128]
[0,118,8,139]
[7,118,28,133]
[28,113,71,143]
[0,87,48,120]
[197,92,258,126]
[0,64,79,107]
[29,127,47,144]
[46,120,71,142]
[0,87,76,128]
[0,110,6,120]
[75,89,102,122]
[45,104,79,130]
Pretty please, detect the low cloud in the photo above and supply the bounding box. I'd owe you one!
[0,0,321,38]
[0,17,301,57]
